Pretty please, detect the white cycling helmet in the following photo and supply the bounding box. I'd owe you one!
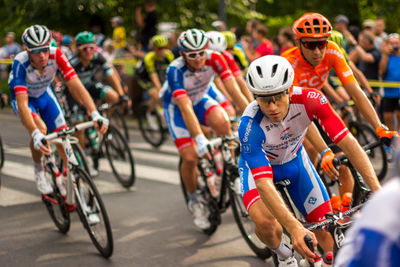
[206,31,227,52]
[178,28,209,52]
[22,25,51,50]
[246,55,294,96]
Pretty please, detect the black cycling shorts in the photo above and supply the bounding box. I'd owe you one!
[381,97,400,113]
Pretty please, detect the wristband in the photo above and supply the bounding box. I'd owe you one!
[31,128,42,138]
[320,148,332,158]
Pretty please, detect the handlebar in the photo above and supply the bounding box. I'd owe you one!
[44,121,95,141]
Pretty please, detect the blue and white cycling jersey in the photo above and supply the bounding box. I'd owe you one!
[239,87,349,222]
[335,178,400,267]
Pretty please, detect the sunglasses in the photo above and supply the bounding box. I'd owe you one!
[256,90,288,104]
[185,50,206,59]
[79,44,96,52]
[29,47,49,54]
[300,40,328,50]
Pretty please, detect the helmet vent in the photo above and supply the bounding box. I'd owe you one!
[283,69,288,85]
[297,28,305,34]
[313,19,320,26]
[271,64,278,77]
[248,75,255,88]
[256,66,263,78]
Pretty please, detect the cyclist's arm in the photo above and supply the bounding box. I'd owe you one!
[222,78,248,113]
[344,81,381,129]
[213,77,233,103]
[235,75,254,102]
[149,72,162,91]
[106,71,125,96]
[15,93,39,134]
[175,95,203,138]
[322,81,345,104]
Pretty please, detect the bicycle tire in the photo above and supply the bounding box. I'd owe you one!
[137,104,166,148]
[348,122,387,180]
[73,166,113,258]
[42,163,70,233]
[0,136,4,169]
[109,109,130,142]
[178,158,221,235]
[104,124,136,188]
[228,185,272,259]
[71,143,90,176]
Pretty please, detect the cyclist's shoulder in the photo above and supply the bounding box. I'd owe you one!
[325,41,346,61]
[280,46,299,59]
[13,51,29,65]
[241,101,264,122]
[165,50,175,61]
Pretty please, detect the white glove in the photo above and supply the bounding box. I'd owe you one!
[91,111,109,126]
[195,134,211,157]
[31,129,45,151]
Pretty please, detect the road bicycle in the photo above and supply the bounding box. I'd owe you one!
[41,121,113,258]
[270,140,380,266]
[137,102,168,148]
[179,134,273,260]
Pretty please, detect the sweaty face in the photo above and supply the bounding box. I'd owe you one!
[256,91,290,122]
[298,37,328,67]
[183,50,206,71]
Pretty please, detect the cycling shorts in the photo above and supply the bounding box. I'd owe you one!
[86,81,112,100]
[11,87,66,132]
[207,83,233,110]
[381,97,400,112]
[163,94,222,151]
[239,146,331,223]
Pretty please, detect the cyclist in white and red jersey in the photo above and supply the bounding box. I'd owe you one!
[239,55,380,266]
[9,25,108,195]
[161,28,249,230]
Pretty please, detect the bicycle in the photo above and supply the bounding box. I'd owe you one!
[179,134,273,259]
[41,120,113,258]
[270,140,380,266]
[137,102,168,148]
[85,103,136,188]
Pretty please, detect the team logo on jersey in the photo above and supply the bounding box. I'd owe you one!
[319,95,327,104]
[308,196,317,205]
[280,127,293,140]
[243,119,253,142]
[242,144,251,153]
[307,91,319,99]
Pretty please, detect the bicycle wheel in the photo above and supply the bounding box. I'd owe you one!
[42,163,70,233]
[0,136,4,169]
[348,122,387,180]
[228,182,272,259]
[104,124,136,188]
[137,104,166,148]
[109,109,129,142]
[73,166,113,258]
[178,158,221,235]
[71,143,90,175]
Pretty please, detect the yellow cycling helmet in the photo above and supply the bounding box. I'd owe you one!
[222,31,237,49]
[151,35,168,48]
[329,30,344,47]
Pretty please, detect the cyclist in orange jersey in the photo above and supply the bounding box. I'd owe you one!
[282,13,397,196]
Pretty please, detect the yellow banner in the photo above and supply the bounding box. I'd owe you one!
[331,76,400,88]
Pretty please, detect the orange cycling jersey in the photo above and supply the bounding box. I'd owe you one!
[281,41,356,90]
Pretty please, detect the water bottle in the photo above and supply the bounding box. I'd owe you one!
[341,192,352,213]
[213,150,224,195]
[323,251,333,266]
[88,128,99,150]
[330,194,341,214]
[206,171,219,198]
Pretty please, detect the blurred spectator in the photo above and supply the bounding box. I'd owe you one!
[1,32,21,58]
[349,30,381,87]
[102,38,116,63]
[135,0,158,52]
[363,19,377,37]
[51,31,63,47]
[91,24,106,48]
[244,18,262,49]
[379,33,400,131]
[271,36,280,55]
[111,16,127,58]
[375,18,388,50]
[278,26,294,54]
[60,35,73,58]
[211,20,226,31]
[334,14,350,51]
[242,24,273,62]
[222,30,249,72]
[168,29,181,58]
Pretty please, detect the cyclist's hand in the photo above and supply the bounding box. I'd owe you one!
[31,129,49,155]
[291,228,317,263]
[195,134,212,160]
[321,149,339,180]
[119,94,129,103]
[91,111,109,135]
[376,125,398,146]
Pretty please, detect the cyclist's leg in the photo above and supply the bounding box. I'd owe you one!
[239,156,290,259]
[207,84,236,118]
[148,87,159,111]
[278,146,333,253]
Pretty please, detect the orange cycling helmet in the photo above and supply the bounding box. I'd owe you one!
[293,13,332,39]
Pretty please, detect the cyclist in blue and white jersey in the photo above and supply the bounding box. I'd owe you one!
[161,28,249,230]
[238,55,380,266]
[9,25,108,195]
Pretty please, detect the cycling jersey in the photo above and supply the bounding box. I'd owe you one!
[9,47,76,98]
[232,46,249,71]
[239,87,349,221]
[335,178,400,267]
[162,50,233,149]
[281,41,355,90]
[68,51,113,86]
[136,49,174,87]
[221,50,242,77]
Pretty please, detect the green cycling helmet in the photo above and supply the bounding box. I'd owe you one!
[221,31,237,49]
[75,31,95,46]
[151,35,168,48]
[329,30,344,48]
